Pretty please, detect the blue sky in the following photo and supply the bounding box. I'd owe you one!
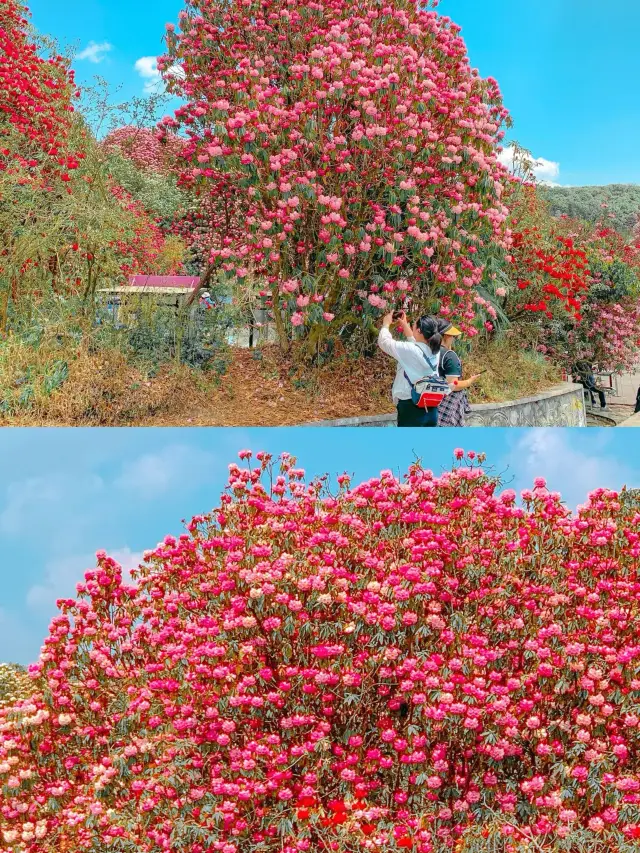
[28,0,640,186]
[1,427,640,665]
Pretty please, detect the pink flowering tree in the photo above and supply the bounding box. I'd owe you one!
[103,126,185,175]
[3,451,640,853]
[159,0,511,353]
[573,300,640,373]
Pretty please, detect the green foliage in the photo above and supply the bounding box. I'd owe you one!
[540,184,640,234]
[104,151,185,225]
[587,255,639,303]
[0,286,234,416]
[0,114,162,313]
[620,488,640,511]
[123,304,230,373]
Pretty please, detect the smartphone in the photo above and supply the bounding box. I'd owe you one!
[392,311,404,320]
[477,369,489,375]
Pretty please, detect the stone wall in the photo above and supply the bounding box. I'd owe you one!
[466,383,586,427]
[297,383,586,428]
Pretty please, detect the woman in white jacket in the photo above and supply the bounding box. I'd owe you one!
[377,311,445,427]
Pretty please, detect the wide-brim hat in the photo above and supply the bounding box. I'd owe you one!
[443,324,462,337]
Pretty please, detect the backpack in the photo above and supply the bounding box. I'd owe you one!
[404,346,452,409]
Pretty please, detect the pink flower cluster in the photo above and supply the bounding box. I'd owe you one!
[581,300,640,373]
[159,0,511,344]
[2,452,640,852]
[103,126,185,176]
[0,0,79,183]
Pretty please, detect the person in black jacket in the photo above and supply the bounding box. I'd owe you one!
[573,360,608,410]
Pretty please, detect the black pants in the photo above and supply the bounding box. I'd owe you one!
[581,380,606,408]
[397,399,438,427]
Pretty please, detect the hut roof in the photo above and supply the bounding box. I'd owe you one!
[127,275,200,289]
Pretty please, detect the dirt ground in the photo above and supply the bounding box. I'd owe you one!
[138,349,398,426]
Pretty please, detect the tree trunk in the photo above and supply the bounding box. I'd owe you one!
[270,285,290,353]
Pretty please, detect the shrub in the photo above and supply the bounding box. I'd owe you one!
[0,0,78,180]
[2,453,640,852]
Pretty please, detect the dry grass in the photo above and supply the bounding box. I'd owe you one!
[1,334,560,426]
[137,347,398,426]
[0,334,196,425]
[465,334,560,405]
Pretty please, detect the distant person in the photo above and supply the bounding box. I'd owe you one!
[435,320,482,427]
[199,290,214,310]
[378,312,448,427]
[635,386,640,414]
[573,360,608,410]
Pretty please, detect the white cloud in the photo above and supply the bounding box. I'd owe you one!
[77,41,113,64]
[115,444,218,498]
[0,473,104,537]
[506,430,636,509]
[498,145,562,186]
[0,477,61,535]
[135,56,184,94]
[135,56,162,93]
[26,547,143,612]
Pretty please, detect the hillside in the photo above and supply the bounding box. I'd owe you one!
[540,183,640,233]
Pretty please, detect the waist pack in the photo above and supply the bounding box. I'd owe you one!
[404,346,452,409]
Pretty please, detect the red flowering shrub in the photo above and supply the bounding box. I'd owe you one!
[3,452,640,852]
[0,0,79,181]
[160,0,510,348]
[108,183,183,277]
[504,186,589,323]
[502,184,640,372]
[510,231,589,323]
[0,0,183,318]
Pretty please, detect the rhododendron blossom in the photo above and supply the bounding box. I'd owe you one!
[504,183,640,371]
[3,453,640,852]
[160,0,511,347]
[0,0,79,182]
[103,126,185,176]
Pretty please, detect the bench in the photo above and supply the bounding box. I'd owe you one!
[593,370,619,398]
